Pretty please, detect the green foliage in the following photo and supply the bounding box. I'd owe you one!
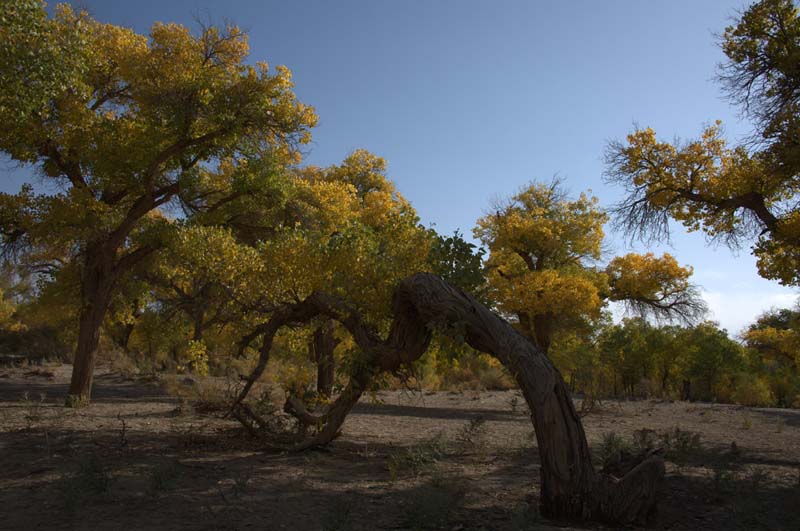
[0,1,87,122]
[387,436,448,480]
[427,229,487,302]
[0,2,317,399]
[19,391,46,429]
[596,432,631,468]
[659,427,702,465]
[475,179,701,354]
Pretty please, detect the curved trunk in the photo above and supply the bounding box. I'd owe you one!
[395,274,664,522]
[234,273,664,524]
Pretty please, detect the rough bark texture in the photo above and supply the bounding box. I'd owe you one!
[310,320,339,398]
[233,273,664,524]
[68,250,115,404]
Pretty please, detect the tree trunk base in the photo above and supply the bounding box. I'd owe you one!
[592,451,665,524]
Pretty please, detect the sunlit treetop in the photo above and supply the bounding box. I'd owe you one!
[474,180,703,352]
[606,0,800,286]
[743,305,800,369]
[606,252,705,324]
[256,151,430,320]
[0,1,317,261]
[474,180,607,271]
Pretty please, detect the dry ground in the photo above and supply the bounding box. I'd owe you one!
[1,363,799,530]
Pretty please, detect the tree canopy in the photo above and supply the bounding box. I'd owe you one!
[605,0,800,286]
[474,180,704,353]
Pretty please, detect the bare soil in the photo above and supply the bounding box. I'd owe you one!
[1,363,799,530]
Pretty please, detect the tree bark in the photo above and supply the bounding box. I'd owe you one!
[310,320,339,398]
[67,249,115,404]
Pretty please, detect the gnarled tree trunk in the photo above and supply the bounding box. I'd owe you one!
[233,273,664,524]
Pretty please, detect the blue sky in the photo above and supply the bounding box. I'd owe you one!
[7,0,797,333]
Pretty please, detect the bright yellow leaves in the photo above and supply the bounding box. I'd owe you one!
[607,122,800,285]
[488,262,604,323]
[160,225,264,303]
[0,4,320,389]
[745,326,800,366]
[476,181,702,352]
[0,2,318,222]
[475,181,609,350]
[475,182,607,268]
[265,150,429,320]
[608,0,800,289]
[607,252,691,304]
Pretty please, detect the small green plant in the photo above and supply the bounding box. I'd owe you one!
[148,460,181,496]
[387,436,448,480]
[741,412,752,430]
[711,462,735,496]
[20,392,46,429]
[596,432,631,468]
[454,416,487,455]
[659,427,702,466]
[508,394,520,413]
[631,428,658,453]
[64,394,89,408]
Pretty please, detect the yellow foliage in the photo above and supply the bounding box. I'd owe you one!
[607,252,693,304]
[608,121,800,285]
[475,181,609,349]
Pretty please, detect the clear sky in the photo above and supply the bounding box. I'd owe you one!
[6,0,798,334]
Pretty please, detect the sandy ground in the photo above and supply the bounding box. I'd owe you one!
[1,363,799,530]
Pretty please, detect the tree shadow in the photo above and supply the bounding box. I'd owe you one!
[352,401,525,423]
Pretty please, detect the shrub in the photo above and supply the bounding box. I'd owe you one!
[730,376,775,407]
[659,427,701,465]
[387,436,448,480]
[596,432,631,468]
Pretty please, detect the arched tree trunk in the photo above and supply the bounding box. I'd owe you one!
[233,273,664,524]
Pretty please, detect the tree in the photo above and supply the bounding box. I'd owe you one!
[0,4,317,403]
[427,229,487,301]
[474,180,704,354]
[232,273,665,524]
[599,318,656,396]
[743,304,800,406]
[133,149,432,397]
[677,322,745,402]
[239,150,431,399]
[605,0,800,285]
